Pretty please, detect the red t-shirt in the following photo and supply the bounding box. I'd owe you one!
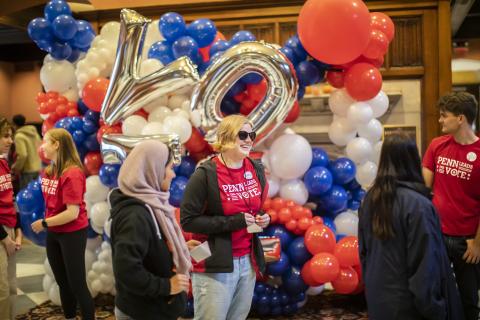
[214,156,267,257]
[42,166,88,233]
[423,135,480,236]
[0,158,16,228]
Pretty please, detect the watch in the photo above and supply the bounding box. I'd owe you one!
[41,219,48,229]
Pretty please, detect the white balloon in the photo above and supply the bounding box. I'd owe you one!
[261,152,271,173]
[141,122,166,135]
[328,117,357,146]
[334,210,359,236]
[144,96,169,113]
[49,284,61,305]
[43,54,55,65]
[140,59,163,77]
[99,250,112,263]
[61,88,79,102]
[371,141,383,164]
[181,100,191,112]
[358,118,383,142]
[122,115,148,136]
[90,201,110,229]
[42,274,53,293]
[85,175,110,204]
[329,89,355,117]
[267,175,280,198]
[40,60,76,92]
[100,273,114,288]
[356,161,378,187]
[87,67,100,79]
[346,137,373,165]
[306,285,324,296]
[175,85,194,95]
[86,236,102,252]
[168,94,189,109]
[101,241,111,251]
[162,116,192,143]
[148,106,171,122]
[92,261,102,274]
[87,270,98,283]
[347,102,373,126]
[44,258,53,277]
[269,134,312,180]
[90,223,103,235]
[100,21,121,41]
[172,108,190,120]
[189,109,202,128]
[279,179,309,205]
[367,90,389,118]
[91,279,103,293]
[85,249,96,272]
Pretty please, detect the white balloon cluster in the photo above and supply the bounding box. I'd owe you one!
[328,89,388,187]
[40,58,77,97]
[87,241,115,297]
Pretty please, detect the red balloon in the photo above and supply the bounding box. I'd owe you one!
[310,253,340,283]
[55,104,68,118]
[47,98,57,112]
[301,260,323,286]
[298,0,371,65]
[344,63,382,101]
[312,216,324,225]
[46,91,59,99]
[341,55,384,69]
[284,200,296,208]
[97,124,122,144]
[57,96,68,105]
[38,102,49,114]
[262,198,272,210]
[199,46,210,62]
[134,108,148,119]
[189,146,213,162]
[67,109,79,117]
[41,118,55,136]
[48,112,60,124]
[334,236,360,267]
[82,78,110,112]
[363,30,389,60]
[291,205,306,220]
[239,103,252,116]
[267,209,278,224]
[298,217,313,231]
[36,92,48,104]
[284,101,300,124]
[215,31,226,41]
[350,264,365,294]
[278,208,292,224]
[271,198,285,211]
[84,152,103,176]
[332,266,359,294]
[247,79,267,102]
[66,101,77,110]
[326,71,345,88]
[185,127,208,153]
[304,224,336,254]
[285,219,298,231]
[233,92,248,103]
[370,12,395,42]
[302,207,313,219]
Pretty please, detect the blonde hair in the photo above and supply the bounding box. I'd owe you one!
[44,128,84,178]
[211,115,253,153]
[0,117,12,136]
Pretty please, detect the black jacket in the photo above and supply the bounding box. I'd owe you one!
[180,157,266,273]
[109,189,186,320]
[359,181,464,320]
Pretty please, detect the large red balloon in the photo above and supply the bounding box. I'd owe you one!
[301,260,323,286]
[332,266,359,294]
[304,224,336,254]
[310,253,340,283]
[344,63,382,101]
[247,79,267,102]
[334,236,360,267]
[370,12,395,42]
[82,78,110,112]
[363,30,389,60]
[184,127,208,153]
[298,0,371,65]
[84,152,103,176]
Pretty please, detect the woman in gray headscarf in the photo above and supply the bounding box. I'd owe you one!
[109,140,198,320]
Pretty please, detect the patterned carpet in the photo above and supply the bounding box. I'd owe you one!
[15,292,367,320]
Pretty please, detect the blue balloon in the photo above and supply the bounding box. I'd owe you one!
[266,251,290,276]
[331,158,356,185]
[352,188,366,201]
[72,130,86,144]
[169,176,189,207]
[226,81,246,98]
[178,156,196,178]
[344,178,361,190]
[172,36,199,60]
[83,133,100,152]
[280,292,290,305]
[257,294,270,309]
[270,306,282,316]
[231,31,256,45]
[322,216,337,234]
[284,35,307,61]
[84,109,100,123]
[256,303,270,316]
[297,86,305,100]
[348,199,361,211]
[282,266,307,295]
[279,46,297,66]
[187,19,217,48]
[287,237,312,266]
[17,189,38,214]
[35,39,53,52]
[254,282,266,294]
[148,40,174,65]
[159,12,187,41]
[70,116,84,131]
[50,41,72,60]
[77,99,89,115]
[240,72,263,84]
[293,291,306,303]
[311,147,329,168]
[73,20,94,48]
[209,40,230,56]
[44,0,72,22]
[67,49,82,62]
[295,61,321,87]
[82,119,98,134]
[320,185,348,212]
[27,180,44,202]
[303,166,333,196]
[263,225,293,251]
[54,117,73,131]
[99,164,121,188]
[209,51,224,65]
[20,210,46,246]
[220,97,240,116]
[28,18,53,41]
[87,223,101,238]
[270,293,281,307]
[282,303,298,316]
[52,14,77,40]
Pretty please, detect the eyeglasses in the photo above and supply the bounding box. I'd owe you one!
[238,131,256,141]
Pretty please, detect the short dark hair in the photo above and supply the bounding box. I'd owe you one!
[12,114,26,127]
[438,92,478,125]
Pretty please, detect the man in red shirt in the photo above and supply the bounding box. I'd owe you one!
[423,92,480,320]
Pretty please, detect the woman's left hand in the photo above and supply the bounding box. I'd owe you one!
[255,213,270,228]
[186,240,201,251]
[31,220,44,234]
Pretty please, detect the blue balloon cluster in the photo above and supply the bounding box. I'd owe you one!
[99,164,121,188]
[169,176,189,207]
[17,178,46,246]
[252,282,305,316]
[27,0,95,61]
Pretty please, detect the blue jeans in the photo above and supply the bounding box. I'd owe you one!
[192,255,256,320]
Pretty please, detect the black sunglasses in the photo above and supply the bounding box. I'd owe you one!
[238,130,256,141]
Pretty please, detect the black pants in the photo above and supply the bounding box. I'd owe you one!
[444,235,480,320]
[46,228,95,319]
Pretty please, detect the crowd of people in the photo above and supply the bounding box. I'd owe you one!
[0,91,479,320]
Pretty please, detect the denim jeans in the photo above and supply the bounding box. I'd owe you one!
[192,255,256,320]
[443,235,480,320]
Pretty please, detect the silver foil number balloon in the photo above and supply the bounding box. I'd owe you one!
[101,133,182,165]
[190,41,298,145]
[101,9,199,125]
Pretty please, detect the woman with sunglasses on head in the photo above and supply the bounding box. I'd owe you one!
[181,114,270,320]
[110,140,200,320]
[31,128,95,320]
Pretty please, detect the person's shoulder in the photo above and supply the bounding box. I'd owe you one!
[62,166,85,179]
[429,135,453,147]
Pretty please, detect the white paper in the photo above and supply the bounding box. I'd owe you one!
[190,241,211,263]
[247,223,263,233]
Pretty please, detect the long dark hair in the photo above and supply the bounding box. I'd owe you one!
[367,133,424,240]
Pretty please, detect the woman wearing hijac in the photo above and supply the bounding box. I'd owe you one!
[181,114,270,320]
[31,128,95,320]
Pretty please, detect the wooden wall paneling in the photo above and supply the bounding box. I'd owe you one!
[279,21,297,45]
[388,16,423,67]
[243,23,276,43]
[437,0,452,97]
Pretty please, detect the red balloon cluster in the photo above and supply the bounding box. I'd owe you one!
[301,230,363,294]
[184,127,214,162]
[36,91,79,135]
